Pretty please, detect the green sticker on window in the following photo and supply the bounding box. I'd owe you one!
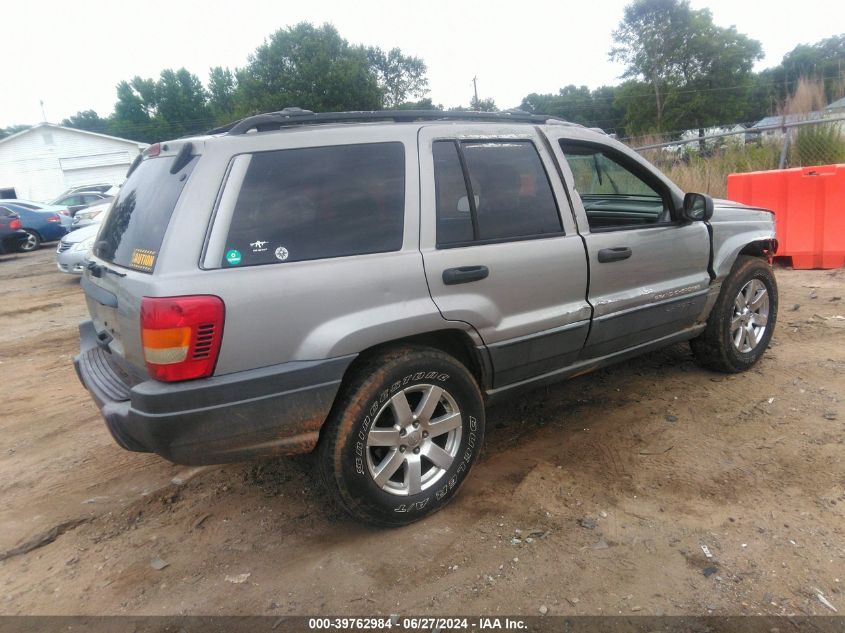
[225,249,242,265]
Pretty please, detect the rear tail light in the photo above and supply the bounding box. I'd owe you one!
[47,215,60,223]
[59,210,70,216]
[140,295,225,382]
[10,219,21,230]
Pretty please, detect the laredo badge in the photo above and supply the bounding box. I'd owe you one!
[130,248,156,272]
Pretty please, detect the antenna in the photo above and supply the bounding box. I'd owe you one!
[39,100,47,122]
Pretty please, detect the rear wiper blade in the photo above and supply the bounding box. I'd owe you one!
[86,260,126,278]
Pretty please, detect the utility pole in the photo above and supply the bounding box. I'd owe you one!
[39,100,47,122]
[472,76,479,110]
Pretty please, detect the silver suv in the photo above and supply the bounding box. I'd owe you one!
[75,109,778,525]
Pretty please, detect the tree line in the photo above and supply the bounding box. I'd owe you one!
[2,3,843,143]
[521,0,844,139]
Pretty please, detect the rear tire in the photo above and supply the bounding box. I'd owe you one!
[691,255,778,373]
[19,230,41,252]
[318,345,485,526]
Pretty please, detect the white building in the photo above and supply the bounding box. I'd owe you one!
[0,123,147,201]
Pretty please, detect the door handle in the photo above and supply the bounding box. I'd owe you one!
[442,265,489,285]
[597,247,632,263]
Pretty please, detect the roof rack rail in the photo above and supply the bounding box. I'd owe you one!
[209,108,569,136]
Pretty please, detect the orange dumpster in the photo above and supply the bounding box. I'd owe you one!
[727,164,845,269]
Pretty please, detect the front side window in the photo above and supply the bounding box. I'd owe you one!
[560,142,669,229]
[434,140,562,246]
[220,142,405,267]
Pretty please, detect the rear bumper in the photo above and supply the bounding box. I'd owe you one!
[74,320,354,465]
[33,224,67,242]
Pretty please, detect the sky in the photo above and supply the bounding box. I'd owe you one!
[2,0,843,129]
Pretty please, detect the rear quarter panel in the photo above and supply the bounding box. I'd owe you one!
[147,126,452,375]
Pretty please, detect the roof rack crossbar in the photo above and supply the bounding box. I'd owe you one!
[217,108,568,135]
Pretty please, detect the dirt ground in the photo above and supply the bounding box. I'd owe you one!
[0,247,842,617]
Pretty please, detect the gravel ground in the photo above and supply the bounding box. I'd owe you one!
[0,247,842,616]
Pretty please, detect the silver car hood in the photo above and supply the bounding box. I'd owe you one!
[61,222,100,244]
[710,197,773,222]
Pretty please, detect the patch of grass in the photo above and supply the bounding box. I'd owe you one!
[790,123,845,167]
[639,142,783,198]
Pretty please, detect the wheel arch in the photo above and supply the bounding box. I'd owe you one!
[340,328,491,394]
[712,235,777,281]
[739,238,778,262]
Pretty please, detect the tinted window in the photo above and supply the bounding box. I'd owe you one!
[433,141,474,245]
[560,142,667,229]
[0,207,12,217]
[221,143,404,267]
[433,140,561,246]
[95,155,196,272]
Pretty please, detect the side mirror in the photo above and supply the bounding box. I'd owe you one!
[682,192,714,222]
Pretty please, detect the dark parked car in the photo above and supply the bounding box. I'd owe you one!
[48,192,108,216]
[0,208,28,254]
[0,203,68,251]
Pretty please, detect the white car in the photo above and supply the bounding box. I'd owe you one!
[56,222,99,274]
[70,198,113,230]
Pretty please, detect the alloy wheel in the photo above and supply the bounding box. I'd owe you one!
[365,384,463,496]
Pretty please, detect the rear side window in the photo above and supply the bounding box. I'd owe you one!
[95,155,196,272]
[220,143,405,267]
[434,140,562,246]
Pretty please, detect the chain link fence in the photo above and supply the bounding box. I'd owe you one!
[625,115,845,198]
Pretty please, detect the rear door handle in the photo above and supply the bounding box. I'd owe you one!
[597,247,632,263]
[442,265,489,285]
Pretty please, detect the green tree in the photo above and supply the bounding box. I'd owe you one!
[108,69,213,141]
[610,0,762,134]
[235,23,383,114]
[0,124,31,139]
[367,47,429,108]
[155,68,213,137]
[109,79,158,141]
[666,12,762,137]
[610,0,694,131]
[612,80,659,137]
[208,66,237,124]
[395,98,441,110]
[520,85,626,133]
[61,110,109,134]
[471,97,498,111]
[766,34,845,105]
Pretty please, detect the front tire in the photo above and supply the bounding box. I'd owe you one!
[19,230,41,252]
[318,345,485,526]
[691,255,778,373]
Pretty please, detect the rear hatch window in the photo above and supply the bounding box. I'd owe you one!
[94,153,197,272]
